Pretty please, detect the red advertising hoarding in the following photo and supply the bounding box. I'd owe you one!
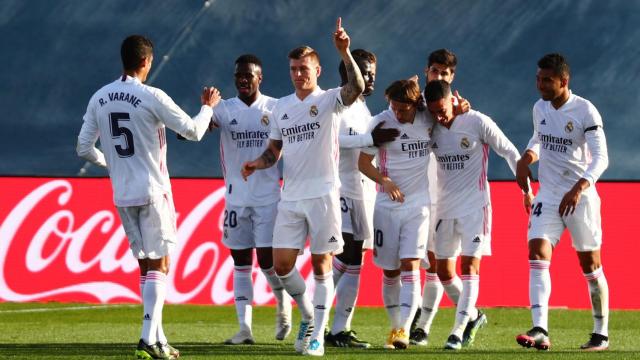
[0,177,637,308]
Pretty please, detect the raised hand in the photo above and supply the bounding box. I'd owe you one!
[453,90,470,115]
[201,87,221,107]
[333,17,350,54]
[371,121,400,146]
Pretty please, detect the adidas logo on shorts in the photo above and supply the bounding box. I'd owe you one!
[328,236,338,243]
[472,236,481,243]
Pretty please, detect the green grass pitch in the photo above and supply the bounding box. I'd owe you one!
[0,302,638,359]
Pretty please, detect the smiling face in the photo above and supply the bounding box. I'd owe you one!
[427,95,455,127]
[290,55,320,95]
[234,62,262,100]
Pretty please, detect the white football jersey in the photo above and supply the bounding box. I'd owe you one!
[431,110,519,219]
[212,94,280,207]
[338,97,376,201]
[269,87,344,201]
[527,92,608,204]
[77,75,212,207]
[362,109,434,209]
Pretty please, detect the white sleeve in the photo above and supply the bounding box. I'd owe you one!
[269,112,282,140]
[582,114,608,185]
[76,99,107,168]
[526,106,541,156]
[152,89,212,141]
[339,133,374,149]
[481,116,519,176]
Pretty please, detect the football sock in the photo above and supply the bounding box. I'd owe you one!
[400,270,421,332]
[311,271,334,343]
[382,274,402,329]
[141,271,166,345]
[452,274,479,338]
[233,265,253,332]
[332,263,361,334]
[140,274,167,344]
[417,271,444,333]
[441,275,462,306]
[584,267,609,336]
[332,257,347,286]
[278,267,314,322]
[261,267,290,315]
[529,260,551,331]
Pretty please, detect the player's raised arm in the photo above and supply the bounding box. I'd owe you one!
[334,17,364,106]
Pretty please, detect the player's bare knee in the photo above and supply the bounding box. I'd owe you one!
[336,237,363,265]
[577,250,601,273]
[230,248,253,266]
[256,247,274,269]
[528,238,552,261]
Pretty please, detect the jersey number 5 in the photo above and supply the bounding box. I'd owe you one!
[110,112,135,157]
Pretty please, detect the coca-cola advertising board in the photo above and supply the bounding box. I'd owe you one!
[0,177,637,309]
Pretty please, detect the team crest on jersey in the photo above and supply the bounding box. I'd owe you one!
[565,121,574,133]
[460,137,470,149]
[309,105,319,117]
[230,119,238,126]
[260,114,269,126]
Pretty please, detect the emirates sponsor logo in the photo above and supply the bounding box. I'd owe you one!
[0,179,314,304]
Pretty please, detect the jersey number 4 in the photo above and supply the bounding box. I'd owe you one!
[110,112,135,157]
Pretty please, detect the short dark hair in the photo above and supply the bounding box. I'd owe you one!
[121,35,153,71]
[288,46,320,64]
[424,79,452,102]
[537,53,570,78]
[428,49,457,70]
[339,49,377,84]
[385,80,421,105]
[235,54,262,68]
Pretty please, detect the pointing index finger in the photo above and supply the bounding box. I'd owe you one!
[336,17,342,31]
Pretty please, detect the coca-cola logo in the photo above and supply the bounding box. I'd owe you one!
[0,179,314,304]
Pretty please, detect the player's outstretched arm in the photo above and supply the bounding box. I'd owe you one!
[241,139,283,180]
[358,151,404,202]
[334,17,364,106]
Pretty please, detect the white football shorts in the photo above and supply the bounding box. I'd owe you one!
[527,194,602,251]
[340,195,373,245]
[420,203,438,269]
[273,190,343,255]
[434,204,492,259]
[372,205,430,270]
[222,202,278,250]
[117,193,177,260]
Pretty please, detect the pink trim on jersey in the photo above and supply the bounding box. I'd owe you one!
[483,204,489,235]
[158,128,168,175]
[219,141,227,178]
[478,143,489,191]
[377,148,388,192]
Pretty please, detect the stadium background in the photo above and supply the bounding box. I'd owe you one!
[0,1,638,309]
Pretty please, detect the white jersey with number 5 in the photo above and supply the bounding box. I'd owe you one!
[431,110,519,219]
[526,91,608,204]
[77,75,212,207]
[269,87,345,201]
[362,109,434,209]
[213,95,280,207]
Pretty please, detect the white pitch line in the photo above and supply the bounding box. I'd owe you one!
[0,304,137,313]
